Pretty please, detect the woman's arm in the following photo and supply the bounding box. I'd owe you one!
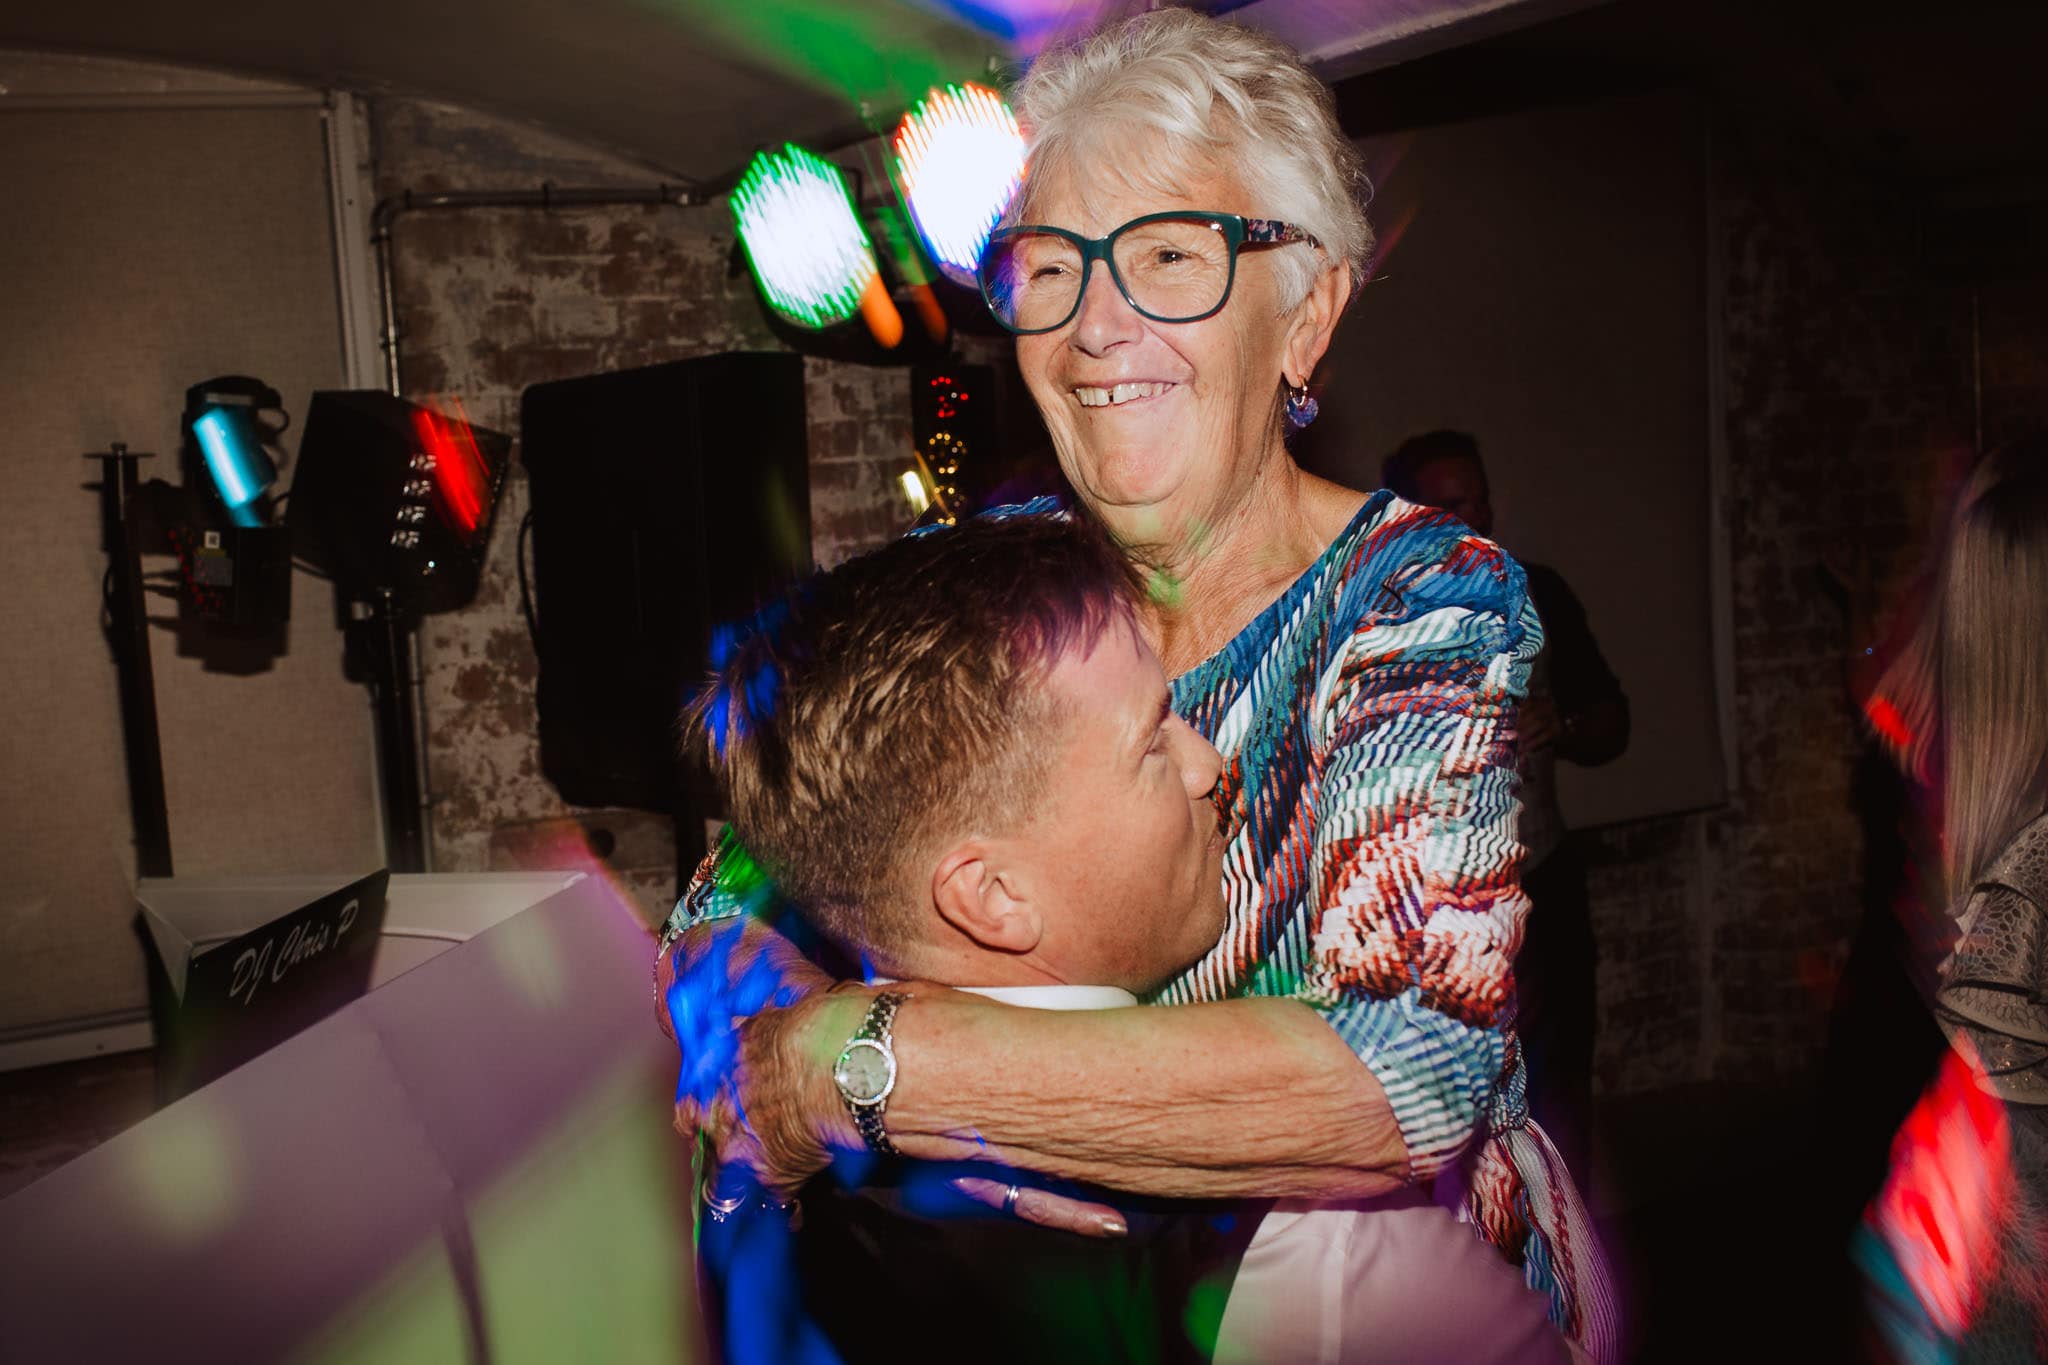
[663,924,1406,1201]
[804,988,1409,1199]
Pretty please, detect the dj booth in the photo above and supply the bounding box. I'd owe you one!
[0,873,700,1362]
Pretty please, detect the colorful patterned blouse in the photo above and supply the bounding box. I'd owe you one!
[665,490,1617,1362]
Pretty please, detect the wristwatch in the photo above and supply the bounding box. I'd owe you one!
[832,992,906,1157]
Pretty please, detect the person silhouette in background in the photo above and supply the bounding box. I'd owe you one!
[1383,431,1630,1179]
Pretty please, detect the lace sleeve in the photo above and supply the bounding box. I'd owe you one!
[1938,883,2048,1104]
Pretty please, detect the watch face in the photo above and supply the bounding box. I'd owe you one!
[834,1039,894,1105]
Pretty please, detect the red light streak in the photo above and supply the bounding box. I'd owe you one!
[1866,696,1914,752]
[410,401,490,541]
[1867,1040,2012,1338]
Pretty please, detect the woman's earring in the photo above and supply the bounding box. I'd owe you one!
[1284,381,1320,431]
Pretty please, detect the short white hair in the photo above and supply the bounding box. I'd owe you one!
[1009,7,1374,310]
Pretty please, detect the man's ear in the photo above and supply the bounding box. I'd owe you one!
[1283,260,1351,390]
[930,842,1042,955]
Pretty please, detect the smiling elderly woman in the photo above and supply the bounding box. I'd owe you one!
[661,9,1616,1362]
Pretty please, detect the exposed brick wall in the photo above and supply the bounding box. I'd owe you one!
[370,98,911,924]
[1587,114,1979,1095]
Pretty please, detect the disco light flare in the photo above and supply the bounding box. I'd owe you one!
[917,0,1118,53]
[893,82,1026,284]
[192,408,276,528]
[1864,1040,2015,1343]
[409,400,492,542]
[900,468,932,515]
[1865,695,1914,753]
[732,144,903,346]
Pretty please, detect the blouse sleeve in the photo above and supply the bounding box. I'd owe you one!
[653,830,779,1043]
[1936,883,2048,1105]
[1302,528,1543,1179]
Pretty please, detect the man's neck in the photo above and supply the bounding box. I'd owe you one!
[887,939,1118,994]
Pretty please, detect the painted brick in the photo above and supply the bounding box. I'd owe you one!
[371,98,913,927]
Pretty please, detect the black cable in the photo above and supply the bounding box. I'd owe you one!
[516,509,539,649]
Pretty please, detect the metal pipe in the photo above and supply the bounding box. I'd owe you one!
[0,91,325,113]
[365,180,709,865]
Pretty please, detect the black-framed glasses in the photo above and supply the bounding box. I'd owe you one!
[978,212,1322,335]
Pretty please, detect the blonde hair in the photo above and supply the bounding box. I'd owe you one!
[1935,439,2048,898]
[685,515,1142,958]
[1009,6,1374,309]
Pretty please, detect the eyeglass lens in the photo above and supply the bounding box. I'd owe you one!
[982,216,1236,332]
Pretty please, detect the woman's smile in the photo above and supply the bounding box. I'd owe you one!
[1072,380,1179,409]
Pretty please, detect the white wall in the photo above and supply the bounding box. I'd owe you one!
[0,56,382,1035]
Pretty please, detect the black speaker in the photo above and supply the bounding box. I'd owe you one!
[520,353,810,817]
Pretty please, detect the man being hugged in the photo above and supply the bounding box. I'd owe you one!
[671,514,1567,1364]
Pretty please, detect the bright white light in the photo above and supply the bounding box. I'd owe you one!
[895,84,1027,283]
[899,468,931,515]
[731,144,879,328]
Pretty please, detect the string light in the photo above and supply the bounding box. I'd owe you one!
[913,372,967,524]
[893,83,1026,285]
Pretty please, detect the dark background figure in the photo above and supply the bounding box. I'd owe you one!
[1383,430,1630,1178]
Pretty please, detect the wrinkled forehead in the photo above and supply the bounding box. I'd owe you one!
[1011,121,1248,234]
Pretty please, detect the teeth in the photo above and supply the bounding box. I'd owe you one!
[1075,382,1171,408]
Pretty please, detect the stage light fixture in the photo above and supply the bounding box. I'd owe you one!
[175,377,292,631]
[731,143,903,346]
[189,397,280,527]
[893,83,1026,286]
[288,391,510,616]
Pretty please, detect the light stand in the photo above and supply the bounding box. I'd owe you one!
[89,442,174,878]
[352,589,428,873]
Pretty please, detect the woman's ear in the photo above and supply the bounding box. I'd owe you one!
[931,843,1043,955]
[1283,261,1351,389]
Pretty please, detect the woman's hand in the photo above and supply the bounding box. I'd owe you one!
[683,984,868,1199]
[949,1175,1129,1238]
[663,932,1135,1236]
[663,917,852,1191]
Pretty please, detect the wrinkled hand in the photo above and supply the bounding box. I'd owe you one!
[659,922,1129,1236]
[950,1175,1129,1239]
[662,916,863,1198]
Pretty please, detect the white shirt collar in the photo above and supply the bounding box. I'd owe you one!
[954,983,1138,1011]
[872,979,1138,1011]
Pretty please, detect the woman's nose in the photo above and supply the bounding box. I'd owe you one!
[1178,720,1225,799]
[1068,261,1143,355]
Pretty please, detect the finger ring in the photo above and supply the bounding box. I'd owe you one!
[702,1185,749,1222]
[1002,1184,1022,1215]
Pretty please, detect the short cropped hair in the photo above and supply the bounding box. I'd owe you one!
[1010,7,1374,309]
[1382,429,1484,501]
[686,514,1143,958]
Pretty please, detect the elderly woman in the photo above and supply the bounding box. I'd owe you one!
[662,9,1615,1361]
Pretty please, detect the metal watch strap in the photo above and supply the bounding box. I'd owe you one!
[844,992,905,1157]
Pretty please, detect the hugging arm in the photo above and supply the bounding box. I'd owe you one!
[664,532,1537,1204]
